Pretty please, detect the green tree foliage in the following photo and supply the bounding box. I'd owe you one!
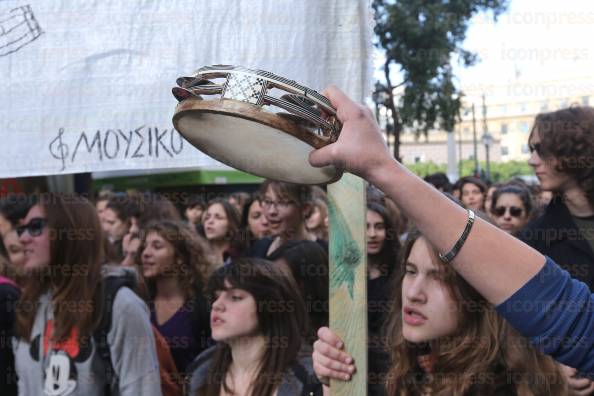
[407,159,534,183]
[373,0,508,160]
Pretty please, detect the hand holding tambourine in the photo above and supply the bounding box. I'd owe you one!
[307,85,394,182]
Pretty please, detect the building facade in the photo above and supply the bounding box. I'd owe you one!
[396,76,593,165]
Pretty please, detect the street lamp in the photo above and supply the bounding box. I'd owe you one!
[481,132,493,180]
[372,82,388,127]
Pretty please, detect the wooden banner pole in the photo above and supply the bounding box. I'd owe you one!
[328,174,367,395]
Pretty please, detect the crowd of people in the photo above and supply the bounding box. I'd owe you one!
[0,94,593,395]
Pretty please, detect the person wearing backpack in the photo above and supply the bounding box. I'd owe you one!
[12,193,162,396]
[98,263,182,396]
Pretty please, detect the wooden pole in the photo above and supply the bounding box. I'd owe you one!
[328,173,367,395]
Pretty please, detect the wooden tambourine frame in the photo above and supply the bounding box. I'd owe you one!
[172,65,343,185]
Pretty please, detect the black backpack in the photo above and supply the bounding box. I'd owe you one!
[93,272,137,396]
[290,361,323,396]
[185,292,212,354]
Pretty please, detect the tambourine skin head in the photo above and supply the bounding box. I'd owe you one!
[173,99,343,185]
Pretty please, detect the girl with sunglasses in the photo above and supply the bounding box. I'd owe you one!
[13,193,161,395]
[186,258,322,395]
[308,86,594,378]
[490,184,533,236]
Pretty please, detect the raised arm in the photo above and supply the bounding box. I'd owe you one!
[309,86,543,305]
[309,86,594,377]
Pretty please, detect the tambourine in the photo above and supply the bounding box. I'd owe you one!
[172,65,343,184]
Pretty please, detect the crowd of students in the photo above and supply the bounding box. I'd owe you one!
[0,94,593,395]
[0,180,334,396]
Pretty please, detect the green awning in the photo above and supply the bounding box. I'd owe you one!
[93,170,263,190]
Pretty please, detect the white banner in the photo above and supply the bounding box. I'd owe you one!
[0,0,373,178]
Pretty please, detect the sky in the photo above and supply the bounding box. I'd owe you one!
[373,0,594,105]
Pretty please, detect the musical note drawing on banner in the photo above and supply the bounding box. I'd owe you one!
[48,126,186,172]
[0,5,43,57]
[49,128,69,171]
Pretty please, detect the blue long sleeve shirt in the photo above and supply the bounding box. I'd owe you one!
[496,256,594,377]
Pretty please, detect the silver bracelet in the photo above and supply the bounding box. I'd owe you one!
[438,209,475,264]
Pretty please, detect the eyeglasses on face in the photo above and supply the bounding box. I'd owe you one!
[16,217,48,237]
[491,206,524,218]
[260,198,293,210]
[528,142,543,157]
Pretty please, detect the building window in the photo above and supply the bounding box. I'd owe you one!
[463,127,469,135]
[583,96,590,106]
[501,123,508,135]
[521,144,529,154]
[540,101,548,111]
[499,105,507,114]
[519,103,527,113]
[501,146,509,156]
[559,99,569,109]
[518,121,529,133]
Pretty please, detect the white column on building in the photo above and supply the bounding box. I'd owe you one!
[446,131,459,182]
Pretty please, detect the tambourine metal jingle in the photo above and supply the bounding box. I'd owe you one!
[172,65,343,185]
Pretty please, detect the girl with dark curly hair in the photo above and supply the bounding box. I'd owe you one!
[528,107,594,210]
[520,107,594,288]
[139,220,213,374]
